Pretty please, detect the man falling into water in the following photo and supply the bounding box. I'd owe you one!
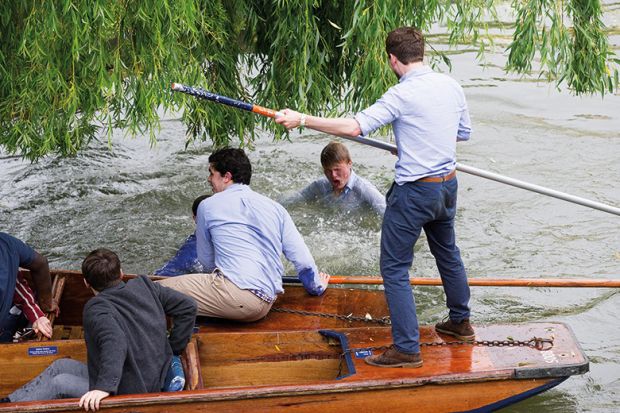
[281,141,386,215]
[276,27,473,368]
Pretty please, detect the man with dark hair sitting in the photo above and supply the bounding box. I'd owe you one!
[154,194,211,276]
[3,249,197,411]
[159,147,330,322]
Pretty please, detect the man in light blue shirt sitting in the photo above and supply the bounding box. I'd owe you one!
[281,141,386,215]
[276,27,473,368]
[158,148,330,322]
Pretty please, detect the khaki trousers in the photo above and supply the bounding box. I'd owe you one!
[157,272,272,322]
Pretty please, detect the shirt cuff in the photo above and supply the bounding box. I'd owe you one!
[353,113,371,137]
[298,267,325,296]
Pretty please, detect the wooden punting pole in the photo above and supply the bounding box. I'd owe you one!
[327,276,620,288]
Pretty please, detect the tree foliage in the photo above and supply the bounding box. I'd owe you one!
[1,0,618,160]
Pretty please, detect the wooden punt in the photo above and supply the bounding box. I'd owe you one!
[0,269,589,412]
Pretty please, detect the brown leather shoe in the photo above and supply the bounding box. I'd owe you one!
[435,318,475,341]
[364,346,423,368]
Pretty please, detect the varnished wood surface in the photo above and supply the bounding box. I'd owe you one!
[21,269,392,330]
[0,322,588,412]
[1,379,563,412]
[3,270,587,412]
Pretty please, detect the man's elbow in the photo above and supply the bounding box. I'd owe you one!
[338,119,361,138]
[344,124,362,138]
[29,252,49,272]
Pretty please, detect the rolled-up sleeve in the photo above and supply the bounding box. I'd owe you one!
[456,107,472,141]
[456,108,471,142]
[456,87,472,141]
[354,89,401,137]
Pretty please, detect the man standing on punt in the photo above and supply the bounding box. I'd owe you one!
[276,26,473,368]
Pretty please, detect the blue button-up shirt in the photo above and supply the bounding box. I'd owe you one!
[196,184,325,300]
[282,171,386,215]
[355,66,471,184]
[154,233,205,276]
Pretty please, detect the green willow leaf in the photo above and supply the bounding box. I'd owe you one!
[0,0,618,160]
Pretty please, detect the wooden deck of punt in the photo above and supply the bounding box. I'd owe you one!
[0,270,589,412]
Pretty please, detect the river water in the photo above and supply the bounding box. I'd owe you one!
[1,12,619,413]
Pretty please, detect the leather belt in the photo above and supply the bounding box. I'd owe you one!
[418,170,456,183]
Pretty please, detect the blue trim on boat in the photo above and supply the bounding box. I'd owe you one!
[319,330,356,380]
[460,377,568,413]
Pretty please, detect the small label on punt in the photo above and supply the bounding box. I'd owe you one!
[28,346,58,356]
[354,349,373,358]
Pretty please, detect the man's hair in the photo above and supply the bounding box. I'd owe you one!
[192,194,211,217]
[82,248,122,292]
[208,148,252,185]
[320,142,351,169]
[386,27,424,64]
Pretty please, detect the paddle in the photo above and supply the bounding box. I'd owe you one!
[171,83,620,216]
[283,276,620,288]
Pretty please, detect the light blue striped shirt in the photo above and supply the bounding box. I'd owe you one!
[282,171,386,215]
[355,66,471,184]
[195,184,325,299]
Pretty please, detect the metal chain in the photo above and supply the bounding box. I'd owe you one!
[272,307,554,351]
[344,337,554,353]
[271,307,392,325]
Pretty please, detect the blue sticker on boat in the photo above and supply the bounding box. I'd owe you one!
[28,346,58,356]
[354,349,373,358]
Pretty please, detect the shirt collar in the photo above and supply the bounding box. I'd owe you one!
[340,170,357,195]
[223,183,246,192]
[399,65,432,83]
[344,170,357,191]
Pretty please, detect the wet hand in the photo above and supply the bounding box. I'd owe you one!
[33,316,53,338]
[79,390,109,412]
[275,108,302,130]
[319,272,331,291]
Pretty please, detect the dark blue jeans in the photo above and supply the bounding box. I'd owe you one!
[380,178,470,354]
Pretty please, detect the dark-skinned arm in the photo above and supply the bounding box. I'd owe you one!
[26,252,57,314]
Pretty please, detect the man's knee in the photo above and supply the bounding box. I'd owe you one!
[51,358,81,370]
[158,273,212,290]
[49,358,71,372]
[51,374,88,399]
[49,358,86,379]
